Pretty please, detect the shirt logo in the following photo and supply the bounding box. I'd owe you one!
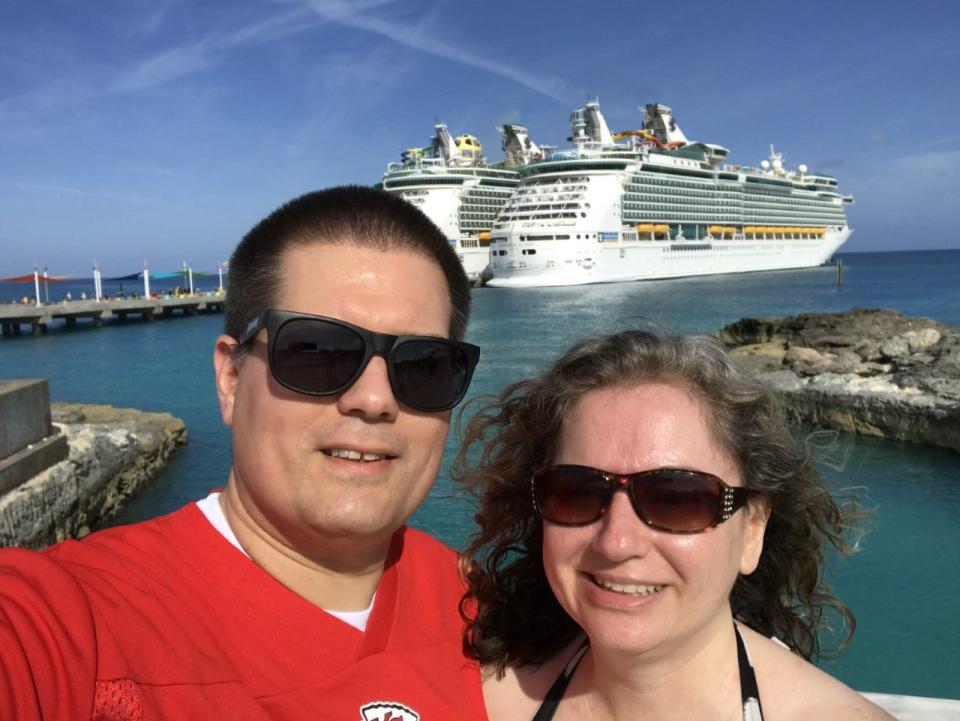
[359,701,420,721]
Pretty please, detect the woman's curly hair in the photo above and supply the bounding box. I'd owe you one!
[454,328,864,675]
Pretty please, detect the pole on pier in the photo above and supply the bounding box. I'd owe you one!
[218,261,224,293]
[33,266,41,306]
[187,261,194,295]
[43,267,49,304]
[143,261,151,298]
[94,262,102,301]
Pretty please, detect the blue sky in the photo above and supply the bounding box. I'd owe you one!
[1,0,958,277]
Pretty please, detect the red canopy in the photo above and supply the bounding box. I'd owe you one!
[1,274,71,283]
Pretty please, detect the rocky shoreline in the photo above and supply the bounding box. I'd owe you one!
[0,403,186,549]
[719,309,960,452]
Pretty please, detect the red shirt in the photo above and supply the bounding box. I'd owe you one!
[0,503,487,720]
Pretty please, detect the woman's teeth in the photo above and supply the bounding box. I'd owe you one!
[591,575,663,596]
[325,448,387,462]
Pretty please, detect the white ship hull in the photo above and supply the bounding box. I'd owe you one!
[488,227,850,288]
[456,243,493,284]
[390,183,492,283]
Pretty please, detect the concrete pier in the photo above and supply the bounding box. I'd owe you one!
[0,380,69,497]
[0,295,224,337]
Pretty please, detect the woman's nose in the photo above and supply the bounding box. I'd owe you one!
[590,490,656,562]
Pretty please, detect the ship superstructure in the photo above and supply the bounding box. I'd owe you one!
[487,102,854,287]
[380,122,540,284]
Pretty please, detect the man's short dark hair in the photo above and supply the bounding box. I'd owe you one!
[224,186,472,343]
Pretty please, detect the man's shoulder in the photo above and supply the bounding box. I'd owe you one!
[45,501,202,566]
[400,525,458,559]
[393,526,465,601]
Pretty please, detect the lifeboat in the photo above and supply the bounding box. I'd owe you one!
[708,225,735,237]
[636,223,670,236]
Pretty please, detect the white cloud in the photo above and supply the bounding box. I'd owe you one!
[302,0,571,104]
[109,7,320,94]
[0,179,145,203]
[847,150,960,224]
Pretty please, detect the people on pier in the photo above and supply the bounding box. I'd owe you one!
[0,186,486,719]
[456,328,894,721]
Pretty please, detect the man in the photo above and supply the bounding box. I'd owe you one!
[0,187,487,719]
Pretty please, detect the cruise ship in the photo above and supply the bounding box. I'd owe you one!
[379,122,542,284]
[487,102,854,287]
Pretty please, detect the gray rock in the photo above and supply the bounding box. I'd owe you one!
[879,335,911,360]
[903,328,941,353]
[784,346,833,374]
[719,309,960,453]
[831,350,863,373]
[852,339,882,361]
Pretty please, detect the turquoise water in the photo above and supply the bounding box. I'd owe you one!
[2,250,958,698]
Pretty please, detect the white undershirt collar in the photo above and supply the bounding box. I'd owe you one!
[196,491,374,631]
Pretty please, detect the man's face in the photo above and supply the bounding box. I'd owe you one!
[218,241,454,553]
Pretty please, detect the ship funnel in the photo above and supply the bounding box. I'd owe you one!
[498,123,543,166]
[583,101,614,145]
[430,123,458,163]
[569,107,589,143]
[642,103,689,145]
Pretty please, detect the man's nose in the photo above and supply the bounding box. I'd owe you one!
[336,355,400,420]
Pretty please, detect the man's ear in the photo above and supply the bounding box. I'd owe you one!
[739,495,771,576]
[214,335,241,427]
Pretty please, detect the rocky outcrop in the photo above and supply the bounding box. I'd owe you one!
[718,309,960,452]
[0,404,186,549]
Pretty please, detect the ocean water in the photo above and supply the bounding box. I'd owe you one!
[1,249,958,698]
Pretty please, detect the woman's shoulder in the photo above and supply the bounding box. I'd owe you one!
[481,636,586,721]
[738,625,895,721]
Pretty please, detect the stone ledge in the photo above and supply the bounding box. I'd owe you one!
[0,403,186,549]
[863,692,960,720]
[0,430,69,496]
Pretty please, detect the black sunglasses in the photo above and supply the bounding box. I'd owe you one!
[237,309,481,413]
[532,464,751,534]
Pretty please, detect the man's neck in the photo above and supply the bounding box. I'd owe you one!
[219,481,393,612]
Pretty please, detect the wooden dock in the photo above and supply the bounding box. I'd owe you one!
[0,295,225,337]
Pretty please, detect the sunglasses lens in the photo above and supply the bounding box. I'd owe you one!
[536,466,610,525]
[272,318,365,393]
[632,472,721,532]
[392,340,470,411]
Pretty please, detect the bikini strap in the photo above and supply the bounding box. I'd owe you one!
[532,628,763,721]
[530,640,589,721]
[735,624,766,721]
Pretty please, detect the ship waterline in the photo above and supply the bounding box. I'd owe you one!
[487,227,850,287]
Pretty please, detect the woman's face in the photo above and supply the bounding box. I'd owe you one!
[541,382,769,659]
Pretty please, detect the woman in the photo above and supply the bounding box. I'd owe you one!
[456,329,893,720]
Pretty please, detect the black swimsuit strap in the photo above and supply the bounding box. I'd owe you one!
[735,624,766,720]
[530,626,765,721]
[530,640,589,721]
